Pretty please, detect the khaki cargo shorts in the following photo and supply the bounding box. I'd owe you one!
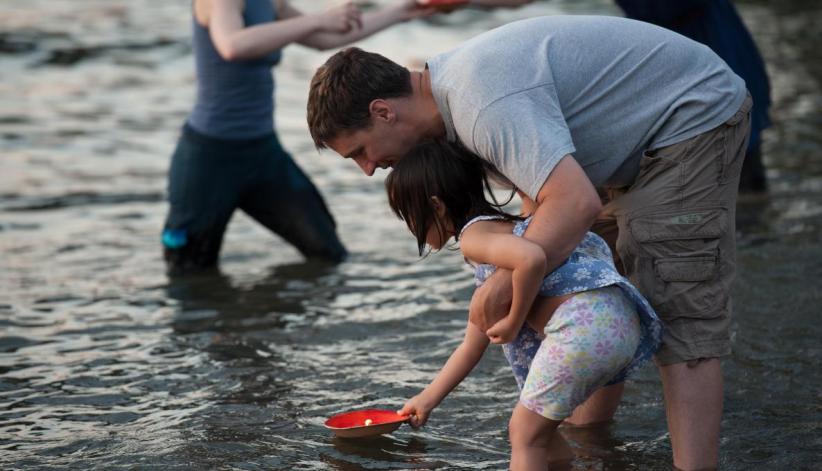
[592,93,752,366]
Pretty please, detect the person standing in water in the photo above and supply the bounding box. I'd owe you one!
[161,0,438,274]
[307,15,751,470]
[386,141,661,467]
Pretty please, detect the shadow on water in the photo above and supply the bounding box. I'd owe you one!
[164,260,344,410]
[322,435,431,470]
[561,422,633,470]
[166,260,341,335]
[146,262,346,468]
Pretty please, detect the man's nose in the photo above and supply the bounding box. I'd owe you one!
[355,156,376,176]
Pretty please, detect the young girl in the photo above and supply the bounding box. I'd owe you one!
[386,141,662,468]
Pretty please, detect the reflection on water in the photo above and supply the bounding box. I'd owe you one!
[166,261,341,335]
[2,0,822,469]
[325,435,432,470]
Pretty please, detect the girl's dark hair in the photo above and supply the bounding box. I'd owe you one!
[385,140,521,256]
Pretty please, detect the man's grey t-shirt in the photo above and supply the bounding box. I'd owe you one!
[427,15,746,200]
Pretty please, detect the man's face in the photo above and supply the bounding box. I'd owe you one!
[326,121,417,176]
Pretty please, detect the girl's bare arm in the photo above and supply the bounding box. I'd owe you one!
[460,221,547,344]
[398,322,489,427]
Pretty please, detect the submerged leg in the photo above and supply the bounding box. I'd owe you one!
[162,126,240,275]
[241,147,347,263]
[509,403,571,470]
[564,382,624,426]
[660,359,723,470]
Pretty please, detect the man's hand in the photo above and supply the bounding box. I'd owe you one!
[468,269,513,333]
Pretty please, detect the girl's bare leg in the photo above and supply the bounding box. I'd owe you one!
[509,403,572,470]
[565,382,624,426]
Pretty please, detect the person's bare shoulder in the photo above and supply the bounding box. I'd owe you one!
[460,219,513,261]
[195,0,248,26]
[460,219,512,240]
[193,0,212,26]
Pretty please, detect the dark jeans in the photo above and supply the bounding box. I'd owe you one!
[162,124,347,274]
[739,142,767,193]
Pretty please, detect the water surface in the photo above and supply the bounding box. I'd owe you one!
[2,0,821,469]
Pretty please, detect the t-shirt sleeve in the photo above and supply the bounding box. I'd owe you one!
[469,85,576,201]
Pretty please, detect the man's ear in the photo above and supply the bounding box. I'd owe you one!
[368,99,395,123]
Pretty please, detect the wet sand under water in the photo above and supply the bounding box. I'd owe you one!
[1,0,821,469]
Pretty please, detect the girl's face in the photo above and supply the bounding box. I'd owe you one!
[424,220,448,250]
[424,197,453,250]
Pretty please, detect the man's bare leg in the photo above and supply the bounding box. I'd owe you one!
[659,359,723,470]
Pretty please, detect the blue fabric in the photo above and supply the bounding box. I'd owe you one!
[616,0,771,147]
[188,0,283,139]
[464,216,662,387]
[502,323,544,391]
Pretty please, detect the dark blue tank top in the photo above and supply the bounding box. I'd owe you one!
[188,0,283,139]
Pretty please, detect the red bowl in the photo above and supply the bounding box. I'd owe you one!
[324,409,409,438]
[418,0,469,6]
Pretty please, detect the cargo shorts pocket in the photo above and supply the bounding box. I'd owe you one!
[626,206,729,321]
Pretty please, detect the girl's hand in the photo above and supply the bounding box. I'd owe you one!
[318,1,363,34]
[398,393,436,428]
[485,317,519,344]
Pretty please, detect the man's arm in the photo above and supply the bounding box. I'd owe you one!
[468,155,601,332]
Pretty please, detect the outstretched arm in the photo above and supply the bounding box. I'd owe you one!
[205,0,435,61]
[468,155,602,332]
[399,321,489,428]
[206,0,344,60]
[282,0,436,51]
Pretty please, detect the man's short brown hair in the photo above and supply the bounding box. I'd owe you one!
[307,47,412,149]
